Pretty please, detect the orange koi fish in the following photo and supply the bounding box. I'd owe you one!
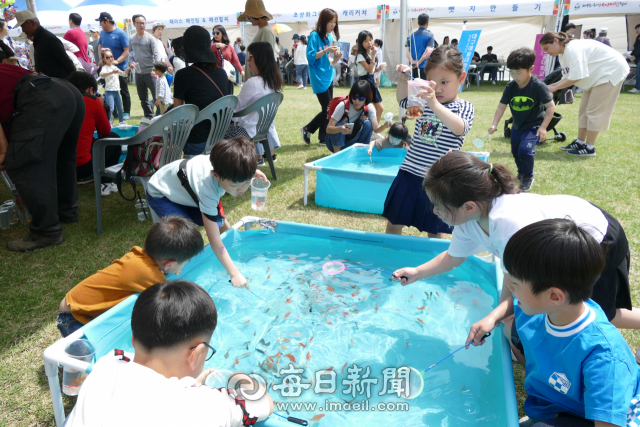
[275,350,281,357]
[436,292,440,297]
[410,295,413,299]
[282,339,291,343]
[417,306,425,310]
[284,312,291,318]
[310,414,325,422]
[267,266,270,271]
[234,358,239,365]
[324,367,334,374]
[327,286,335,292]
[267,274,271,279]
[417,318,426,325]
[310,337,314,342]
[243,320,250,325]
[284,353,296,363]
[341,362,348,374]
[299,342,306,348]
[351,292,358,297]
[286,298,292,303]
[375,305,379,311]
[473,299,478,307]
[326,319,333,325]
[306,352,311,361]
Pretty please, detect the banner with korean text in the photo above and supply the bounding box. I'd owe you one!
[458,30,482,92]
[533,34,551,79]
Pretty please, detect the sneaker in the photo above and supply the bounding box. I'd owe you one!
[516,173,523,182]
[100,182,118,196]
[629,88,640,94]
[257,158,265,167]
[7,233,65,252]
[519,177,534,192]
[301,127,311,144]
[318,140,326,146]
[492,81,496,85]
[77,176,94,185]
[123,113,130,120]
[262,154,277,164]
[297,85,304,90]
[560,139,582,151]
[567,143,596,157]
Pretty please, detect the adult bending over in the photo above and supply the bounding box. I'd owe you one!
[300,8,342,146]
[211,24,244,95]
[540,31,629,157]
[173,26,229,156]
[325,81,389,153]
[231,41,282,165]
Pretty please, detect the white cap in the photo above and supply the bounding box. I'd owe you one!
[600,27,608,33]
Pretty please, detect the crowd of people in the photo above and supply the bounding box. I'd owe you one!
[1,2,639,427]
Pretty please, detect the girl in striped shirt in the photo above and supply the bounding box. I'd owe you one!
[384,45,474,238]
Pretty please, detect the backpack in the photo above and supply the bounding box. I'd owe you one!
[326,96,368,141]
[116,118,166,201]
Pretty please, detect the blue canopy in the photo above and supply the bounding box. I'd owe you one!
[14,0,72,11]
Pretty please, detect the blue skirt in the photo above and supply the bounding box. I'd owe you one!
[382,169,454,235]
[358,74,382,104]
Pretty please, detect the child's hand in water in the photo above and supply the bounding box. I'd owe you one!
[392,267,419,285]
[466,316,498,348]
[231,273,250,290]
[367,146,373,155]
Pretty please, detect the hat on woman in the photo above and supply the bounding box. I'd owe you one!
[182,26,218,64]
[237,0,273,22]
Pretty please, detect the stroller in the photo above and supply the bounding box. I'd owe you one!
[503,68,573,143]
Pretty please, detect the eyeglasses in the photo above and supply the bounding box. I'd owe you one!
[105,56,114,59]
[353,96,366,101]
[135,21,145,25]
[189,342,217,361]
[214,32,221,35]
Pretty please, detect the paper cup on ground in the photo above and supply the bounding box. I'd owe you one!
[62,339,95,396]
[250,178,271,211]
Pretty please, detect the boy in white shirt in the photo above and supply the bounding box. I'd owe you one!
[66,280,273,426]
[152,61,173,115]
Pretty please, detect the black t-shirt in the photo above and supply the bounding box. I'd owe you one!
[500,75,553,131]
[480,53,498,62]
[174,64,229,144]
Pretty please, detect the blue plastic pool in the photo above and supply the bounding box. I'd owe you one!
[80,219,517,426]
[306,145,490,215]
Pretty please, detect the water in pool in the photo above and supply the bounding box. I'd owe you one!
[186,231,507,426]
[326,151,403,177]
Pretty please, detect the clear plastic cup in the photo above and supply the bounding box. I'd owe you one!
[250,178,271,211]
[2,200,19,225]
[406,80,430,119]
[384,112,394,123]
[0,208,10,230]
[135,199,150,221]
[62,339,95,396]
[18,207,31,224]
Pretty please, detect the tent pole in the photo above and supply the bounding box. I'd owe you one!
[27,0,38,17]
[380,5,386,43]
[400,0,407,66]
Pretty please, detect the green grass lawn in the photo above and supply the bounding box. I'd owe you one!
[0,82,638,426]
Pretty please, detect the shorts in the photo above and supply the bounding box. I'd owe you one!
[358,74,383,104]
[146,191,225,229]
[578,80,623,132]
[382,169,453,235]
[57,311,84,338]
[591,206,632,321]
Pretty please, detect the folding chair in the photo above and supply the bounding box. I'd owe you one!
[185,95,238,159]
[232,92,284,180]
[91,104,199,235]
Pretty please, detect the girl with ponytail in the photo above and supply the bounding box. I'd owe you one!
[393,151,639,336]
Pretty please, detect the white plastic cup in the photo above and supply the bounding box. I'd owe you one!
[62,339,95,396]
[250,178,271,211]
[384,112,394,123]
[2,200,18,225]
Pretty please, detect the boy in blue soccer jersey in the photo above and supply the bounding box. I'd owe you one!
[467,218,640,427]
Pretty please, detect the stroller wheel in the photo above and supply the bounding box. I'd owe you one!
[558,133,567,142]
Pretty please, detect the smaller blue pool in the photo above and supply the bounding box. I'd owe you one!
[304,145,490,215]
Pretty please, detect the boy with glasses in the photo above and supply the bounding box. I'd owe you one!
[129,14,160,119]
[65,279,273,426]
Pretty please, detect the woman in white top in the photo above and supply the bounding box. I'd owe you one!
[540,31,629,157]
[294,35,308,89]
[233,41,283,163]
[393,152,638,336]
[373,38,384,87]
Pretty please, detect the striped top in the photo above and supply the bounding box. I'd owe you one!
[155,76,173,104]
[399,98,474,178]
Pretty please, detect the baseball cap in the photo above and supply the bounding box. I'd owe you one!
[96,12,113,22]
[292,34,299,40]
[600,27,608,33]
[152,22,166,30]
[15,10,36,27]
[89,28,100,33]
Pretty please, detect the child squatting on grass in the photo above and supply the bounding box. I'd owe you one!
[65,280,274,426]
[488,47,555,192]
[57,215,204,337]
[393,152,640,343]
[467,219,640,427]
[146,137,268,289]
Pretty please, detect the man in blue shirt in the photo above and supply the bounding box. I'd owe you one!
[405,13,434,80]
[97,12,131,120]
